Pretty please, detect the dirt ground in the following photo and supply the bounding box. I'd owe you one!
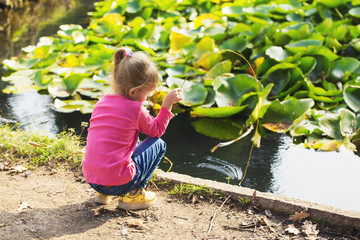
[0,168,359,240]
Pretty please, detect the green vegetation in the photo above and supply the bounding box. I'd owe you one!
[1,0,360,152]
[0,125,84,169]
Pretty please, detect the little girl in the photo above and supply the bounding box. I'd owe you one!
[82,47,183,210]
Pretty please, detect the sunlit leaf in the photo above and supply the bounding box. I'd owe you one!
[349,7,360,18]
[212,74,261,107]
[318,113,342,139]
[285,39,322,53]
[63,73,85,94]
[191,106,247,118]
[205,60,232,79]
[265,46,288,61]
[54,99,96,114]
[170,30,192,52]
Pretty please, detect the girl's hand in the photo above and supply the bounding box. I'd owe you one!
[162,88,183,111]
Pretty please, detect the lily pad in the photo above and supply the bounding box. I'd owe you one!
[343,80,360,112]
[191,106,247,118]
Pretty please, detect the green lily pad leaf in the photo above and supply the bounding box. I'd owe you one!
[191,106,247,118]
[306,55,330,82]
[299,56,316,76]
[308,92,344,103]
[201,87,216,107]
[263,62,296,96]
[194,36,215,59]
[1,69,36,86]
[63,73,85,94]
[77,78,109,99]
[318,113,342,139]
[72,30,86,44]
[33,71,53,88]
[343,80,360,112]
[339,108,357,137]
[221,5,243,17]
[221,36,247,52]
[349,7,360,18]
[165,65,194,78]
[285,39,322,53]
[265,46,288,61]
[48,77,70,98]
[191,118,242,140]
[318,0,345,8]
[330,57,360,82]
[166,77,207,107]
[204,25,227,40]
[305,80,342,97]
[303,138,346,152]
[205,60,232,79]
[54,99,96,114]
[262,97,315,132]
[282,22,314,40]
[212,74,261,107]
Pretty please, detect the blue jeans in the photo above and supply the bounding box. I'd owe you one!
[89,137,166,196]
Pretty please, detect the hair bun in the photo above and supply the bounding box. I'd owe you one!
[114,48,126,65]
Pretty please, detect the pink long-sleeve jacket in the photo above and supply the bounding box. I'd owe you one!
[82,94,173,186]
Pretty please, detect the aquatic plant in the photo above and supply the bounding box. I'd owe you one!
[2,0,360,151]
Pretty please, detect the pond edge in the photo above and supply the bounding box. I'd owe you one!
[156,170,360,231]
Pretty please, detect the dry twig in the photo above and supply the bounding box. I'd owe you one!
[204,195,232,239]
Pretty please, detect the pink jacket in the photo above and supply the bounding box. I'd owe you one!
[82,94,173,185]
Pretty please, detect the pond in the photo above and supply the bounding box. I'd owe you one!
[1,0,359,213]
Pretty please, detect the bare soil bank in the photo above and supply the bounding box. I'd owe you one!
[0,168,359,240]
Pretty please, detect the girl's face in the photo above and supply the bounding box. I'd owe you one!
[129,85,155,102]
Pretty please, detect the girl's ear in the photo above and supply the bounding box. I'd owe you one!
[129,88,137,98]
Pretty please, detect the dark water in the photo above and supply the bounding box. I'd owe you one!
[1,1,359,213]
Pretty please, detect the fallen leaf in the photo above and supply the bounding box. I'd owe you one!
[289,211,310,222]
[126,219,147,230]
[285,224,300,235]
[10,165,27,173]
[17,202,33,211]
[302,220,319,239]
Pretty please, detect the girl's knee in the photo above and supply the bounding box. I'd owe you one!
[157,138,166,149]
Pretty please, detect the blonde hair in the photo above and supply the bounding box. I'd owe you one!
[111,48,158,98]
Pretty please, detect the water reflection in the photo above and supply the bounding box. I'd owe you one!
[271,136,360,212]
[7,91,57,133]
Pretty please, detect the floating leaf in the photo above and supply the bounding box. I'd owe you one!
[318,113,342,139]
[54,99,96,114]
[262,98,314,132]
[191,106,247,118]
[170,30,192,52]
[191,118,242,140]
[329,57,360,82]
[205,60,232,79]
[265,46,288,61]
[343,80,360,112]
[212,74,261,108]
[166,77,207,106]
